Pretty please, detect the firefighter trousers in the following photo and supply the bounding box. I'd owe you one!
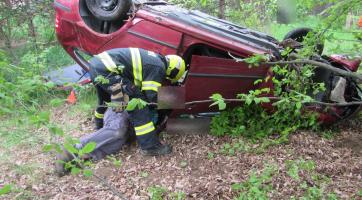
[89,61,160,150]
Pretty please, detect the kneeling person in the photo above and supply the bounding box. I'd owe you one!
[90,48,186,156]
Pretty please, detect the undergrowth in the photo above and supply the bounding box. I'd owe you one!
[148,186,186,200]
[232,160,341,199]
[210,61,321,143]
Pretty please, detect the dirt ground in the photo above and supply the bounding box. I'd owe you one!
[0,106,361,200]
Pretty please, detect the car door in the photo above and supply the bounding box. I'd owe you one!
[183,55,271,113]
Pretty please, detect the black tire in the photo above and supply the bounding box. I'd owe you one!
[283,27,324,55]
[86,0,132,21]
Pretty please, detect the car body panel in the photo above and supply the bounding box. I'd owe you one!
[140,6,281,55]
[98,19,180,55]
[54,0,361,123]
[183,55,270,113]
[54,0,277,62]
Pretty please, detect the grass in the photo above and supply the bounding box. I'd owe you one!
[0,86,97,199]
[232,159,340,199]
[0,116,41,149]
[0,86,96,149]
[148,186,186,200]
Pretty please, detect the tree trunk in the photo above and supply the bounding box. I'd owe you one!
[27,17,38,49]
[23,0,38,51]
[0,28,12,49]
[218,0,226,19]
[0,20,17,60]
[230,0,241,10]
[345,12,353,29]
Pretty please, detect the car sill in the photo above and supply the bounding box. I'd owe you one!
[127,30,178,50]
[188,73,263,79]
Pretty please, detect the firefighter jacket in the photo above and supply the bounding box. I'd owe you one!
[91,48,167,103]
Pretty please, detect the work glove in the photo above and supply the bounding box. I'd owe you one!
[95,118,104,130]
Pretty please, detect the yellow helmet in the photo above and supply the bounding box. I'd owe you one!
[165,55,186,83]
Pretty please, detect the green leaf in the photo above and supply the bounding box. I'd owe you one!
[54,144,63,153]
[126,98,139,111]
[259,97,271,103]
[207,152,214,160]
[228,148,235,156]
[210,93,223,101]
[64,143,78,154]
[45,81,55,88]
[48,125,64,136]
[43,144,53,152]
[0,184,11,195]
[231,183,243,190]
[245,97,253,105]
[254,79,263,85]
[210,93,226,110]
[31,111,50,126]
[71,167,81,175]
[83,169,93,177]
[218,102,226,110]
[139,99,148,108]
[224,143,231,149]
[95,75,110,84]
[296,102,302,110]
[81,142,96,154]
[50,98,64,107]
[113,159,122,168]
[140,171,149,178]
[358,189,362,197]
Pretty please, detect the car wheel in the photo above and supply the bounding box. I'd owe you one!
[283,27,324,55]
[86,0,132,21]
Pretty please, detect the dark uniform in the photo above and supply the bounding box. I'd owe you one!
[88,48,167,150]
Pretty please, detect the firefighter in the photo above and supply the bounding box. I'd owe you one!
[89,48,185,156]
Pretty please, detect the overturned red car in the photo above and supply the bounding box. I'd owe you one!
[54,0,361,123]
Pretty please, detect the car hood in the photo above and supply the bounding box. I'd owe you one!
[142,4,282,57]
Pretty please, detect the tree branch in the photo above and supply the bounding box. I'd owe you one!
[92,173,128,200]
[67,152,128,200]
[185,98,281,105]
[100,97,362,109]
[184,98,362,107]
[228,52,362,82]
[264,60,362,82]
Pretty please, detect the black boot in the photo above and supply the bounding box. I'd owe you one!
[141,143,172,156]
[95,118,104,130]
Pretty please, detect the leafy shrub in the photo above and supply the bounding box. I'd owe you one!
[210,53,322,140]
[211,103,317,140]
[0,48,68,115]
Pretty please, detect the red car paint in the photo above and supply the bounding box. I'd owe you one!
[54,0,361,123]
[330,55,361,72]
